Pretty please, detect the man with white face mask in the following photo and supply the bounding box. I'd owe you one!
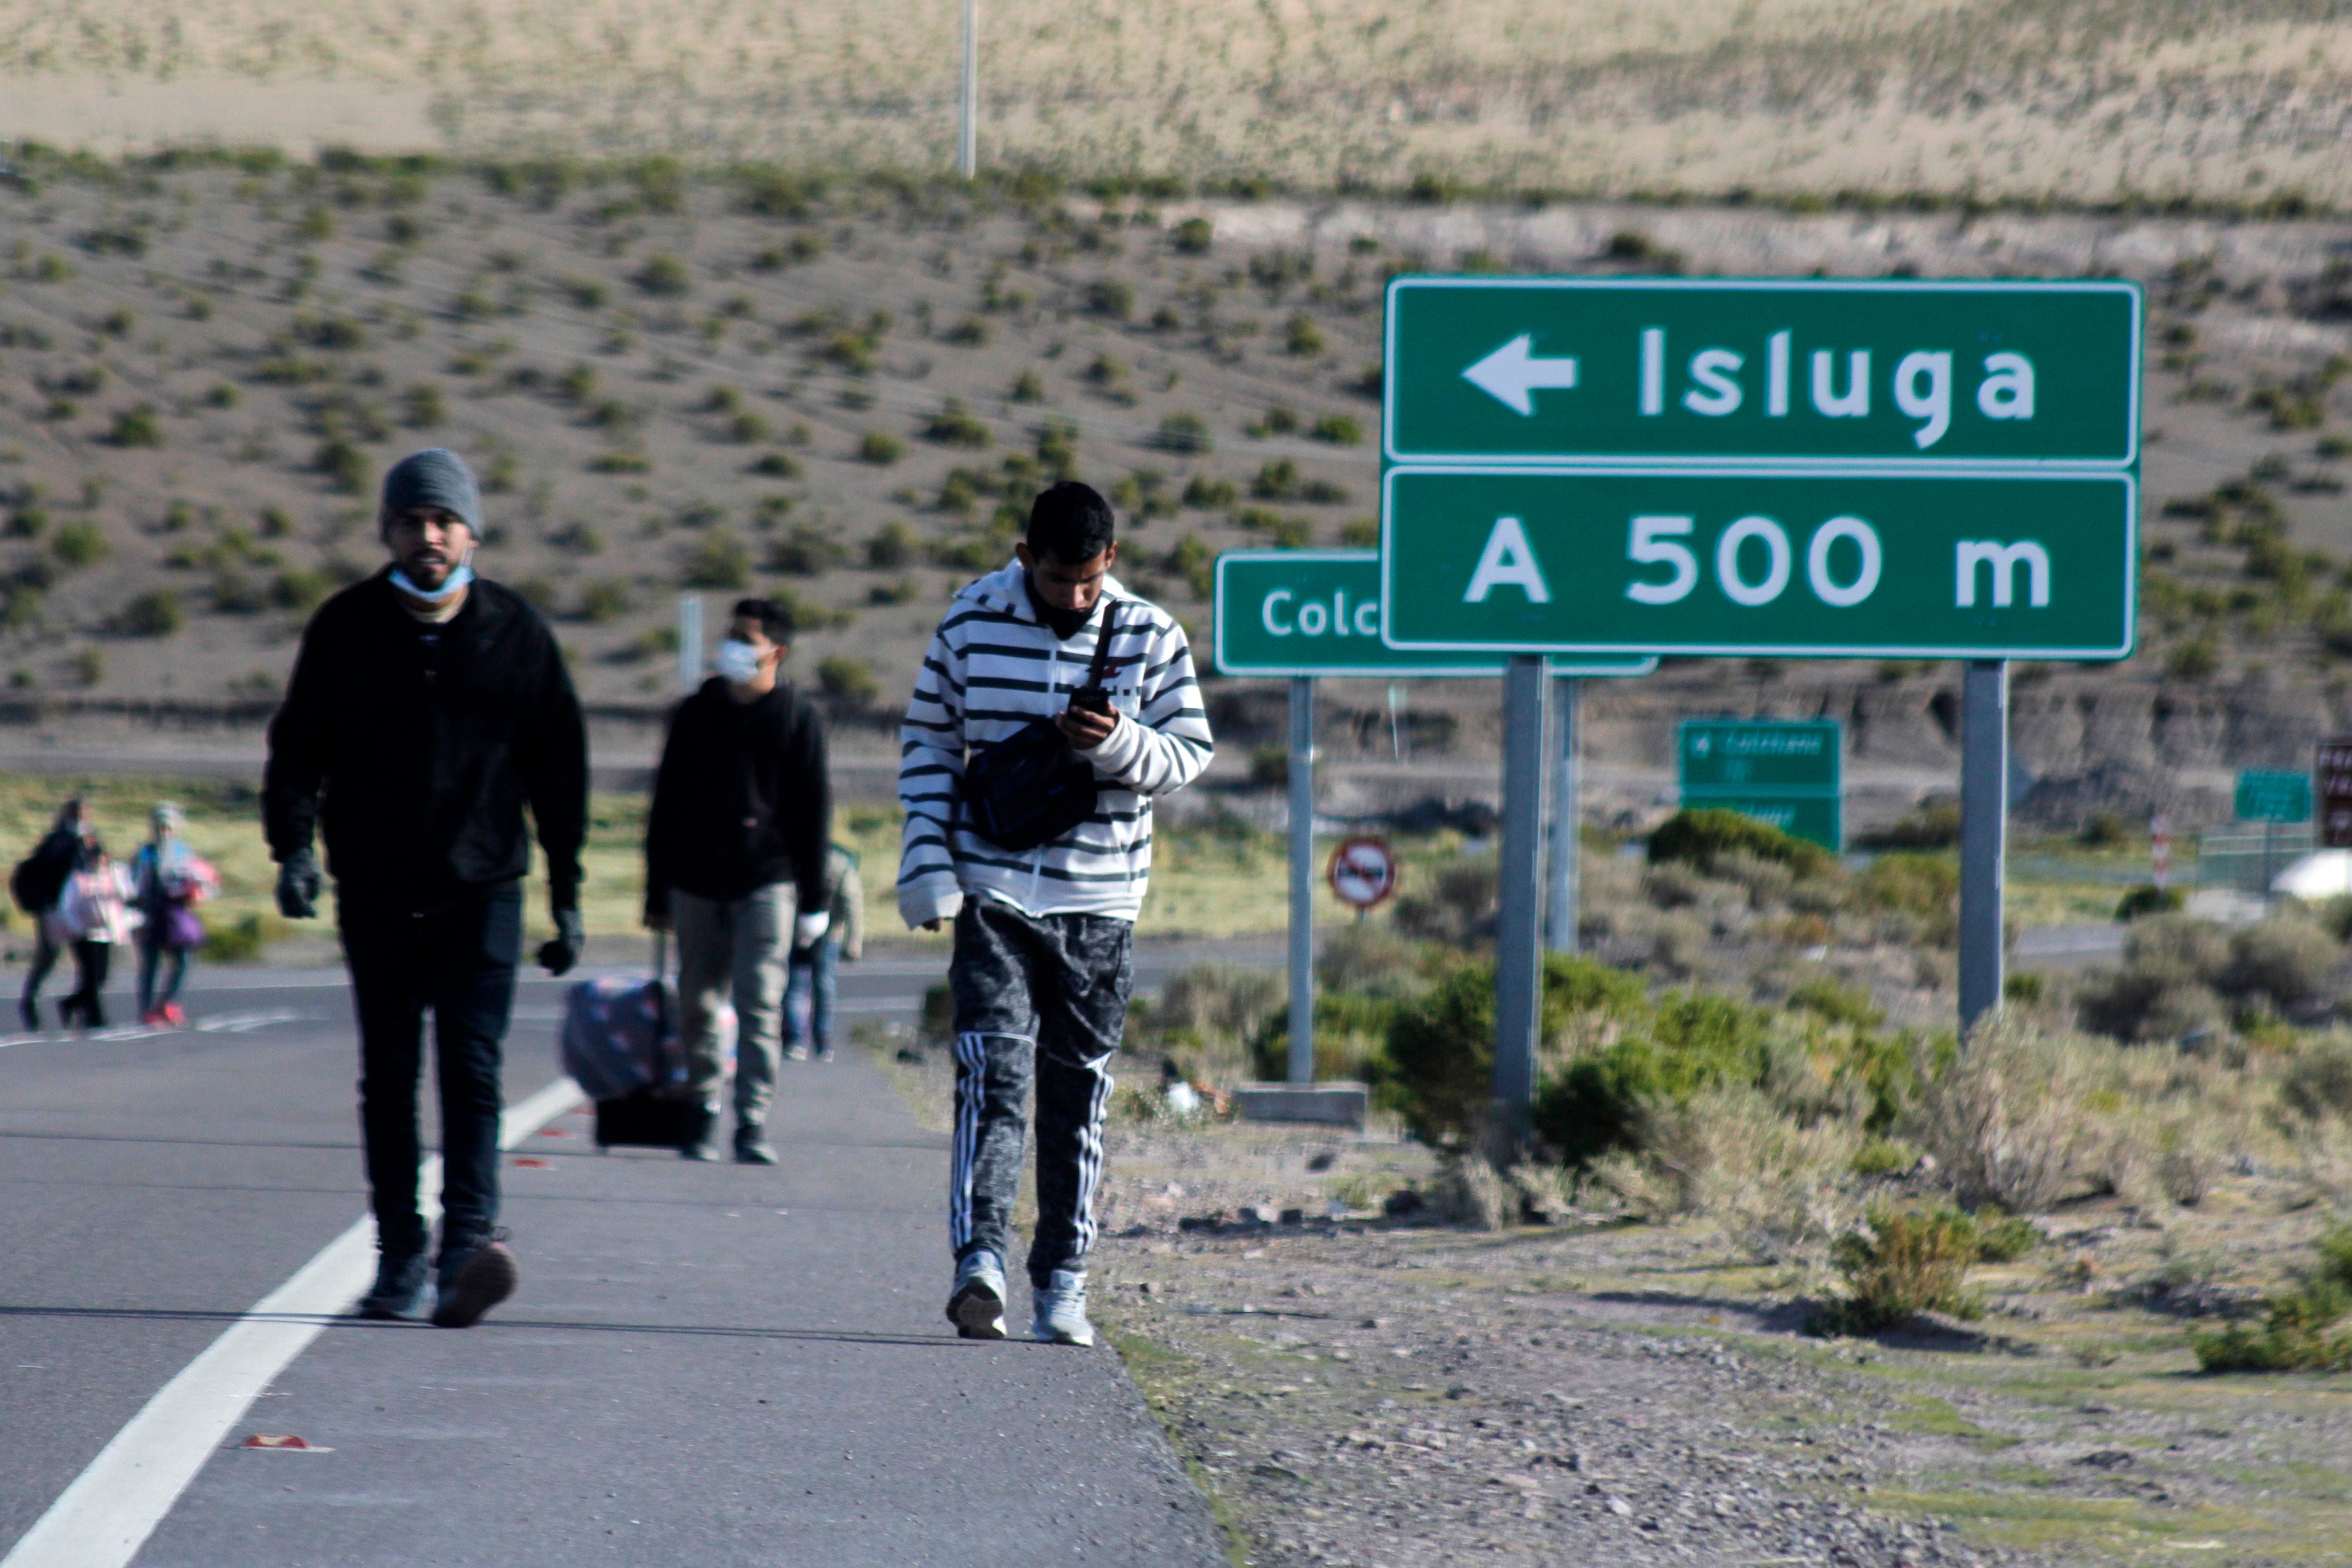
[265,448,587,1329]
[644,598,832,1163]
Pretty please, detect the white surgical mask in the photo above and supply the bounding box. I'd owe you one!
[713,639,764,684]
[389,562,474,604]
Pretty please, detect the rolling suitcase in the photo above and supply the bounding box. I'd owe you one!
[558,933,714,1152]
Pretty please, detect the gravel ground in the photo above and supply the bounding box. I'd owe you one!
[1079,1117,2352,1568]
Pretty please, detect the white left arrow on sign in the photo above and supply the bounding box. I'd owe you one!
[1462,333,1579,416]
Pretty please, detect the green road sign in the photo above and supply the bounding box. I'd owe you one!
[1384,277,2141,469]
[1378,466,2135,660]
[1213,550,1655,678]
[2235,769,2313,823]
[1678,792,1843,851]
[1680,718,1841,791]
[1678,718,1843,850]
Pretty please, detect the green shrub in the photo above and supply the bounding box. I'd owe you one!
[924,401,991,449]
[272,569,334,613]
[866,520,917,569]
[858,431,906,465]
[200,913,269,964]
[1787,976,1884,1029]
[2282,1034,2352,1122]
[118,588,182,635]
[681,529,752,590]
[1171,217,1213,253]
[636,252,692,296]
[50,522,110,568]
[2193,1229,2352,1373]
[1648,808,1830,878]
[1153,413,1212,454]
[1975,1214,2041,1263]
[1388,954,1647,1150]
[109,406,164,448]
[2115,883,2185,921]
[1309,414,1363,445]
[818,656,879,703]
[1820,1205,1984,1333]
[1086,279,1135,318]
[1537,991,1772,1164]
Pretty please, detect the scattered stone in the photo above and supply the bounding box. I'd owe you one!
[2076,1449,2135,1469]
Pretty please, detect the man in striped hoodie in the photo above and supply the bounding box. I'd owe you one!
[898,481,1214,1346]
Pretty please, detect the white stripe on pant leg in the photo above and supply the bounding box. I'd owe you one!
[1068,1057,1116,1264]
[0,1076,583,1568]
[948,1031,985,1254]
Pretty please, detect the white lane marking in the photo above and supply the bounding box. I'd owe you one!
[0,1075,585,1568]
[193,1010,306,1035]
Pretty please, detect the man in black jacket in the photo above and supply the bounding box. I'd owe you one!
[644,597,831,1164]
[264,448,587,1329]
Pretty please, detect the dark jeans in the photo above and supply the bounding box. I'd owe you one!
[61,940,112,1027]
[20,924,63,1025]
[137,934,189,1015]
[947,897,1133,1288]
[339,885,521,1264]
[783,937,840,1049]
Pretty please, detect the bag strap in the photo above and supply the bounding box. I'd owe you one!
[1084,599,1123,688]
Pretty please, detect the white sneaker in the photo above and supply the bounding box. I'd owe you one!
[947,1249,1007,1340]
[1031,1268,1094,1347]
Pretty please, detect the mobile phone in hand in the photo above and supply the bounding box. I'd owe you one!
[1067,685,1113,716]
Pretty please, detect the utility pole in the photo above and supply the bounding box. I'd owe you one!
[957,0,979,180]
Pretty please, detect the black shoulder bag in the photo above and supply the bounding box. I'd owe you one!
[964,602,1122,852]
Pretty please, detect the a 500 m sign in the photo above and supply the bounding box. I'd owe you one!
[1378,467,2135,660]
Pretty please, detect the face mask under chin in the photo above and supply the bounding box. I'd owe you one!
[390,560,475,603]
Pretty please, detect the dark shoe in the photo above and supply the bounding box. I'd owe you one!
[355,1251,429,1320]
[733,1126,777,1165]
[430,1232,518,1329]
[680,1134,722,1161]
[813,1039,835,1062]
[17,997,35,1032]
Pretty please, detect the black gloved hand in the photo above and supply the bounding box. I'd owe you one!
[538,907,585,976]
[275,846,323,920]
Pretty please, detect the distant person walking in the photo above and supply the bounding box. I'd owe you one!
[644,598,832,1164]
[12,797,96,1030]
[131,802,219,1026]
[265,448,587,1329]
[898,482,1213,1345]
[54,848,136,1030]
[783,842,864,1062]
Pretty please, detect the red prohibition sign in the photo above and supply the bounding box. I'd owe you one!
[1327,836,1398,910]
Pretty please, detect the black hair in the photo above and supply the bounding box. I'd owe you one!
[731,596,794,643]
[1026,480,1116,563]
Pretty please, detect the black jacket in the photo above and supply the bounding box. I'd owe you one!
[644,677,830,917]
[263,571,587,910]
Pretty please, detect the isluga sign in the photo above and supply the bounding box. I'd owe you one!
[1383,277,2140,469]
[1378,276,2141,663]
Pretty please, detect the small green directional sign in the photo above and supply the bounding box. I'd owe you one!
[1214,550,1654,678]
[1384,277,2141,469]
[1678,718,1843,850]
[2235,769,2313,824]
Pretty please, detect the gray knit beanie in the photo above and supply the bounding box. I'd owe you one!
[379,448,483,538]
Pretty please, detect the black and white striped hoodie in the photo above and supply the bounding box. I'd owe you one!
[897,559,1214,925]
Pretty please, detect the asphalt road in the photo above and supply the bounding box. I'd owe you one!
[0,959,1228,1567]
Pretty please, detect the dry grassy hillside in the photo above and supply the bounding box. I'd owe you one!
[2,151,2352,823]
[5,2,2352,205]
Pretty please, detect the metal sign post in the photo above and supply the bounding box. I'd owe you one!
[1493,656,1547,1153]
[957,0,979,179]
[1958,661,2008,1035]
[1286,676,1316,1086]
[1546,677,1580,952]
[677,594,704,695]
